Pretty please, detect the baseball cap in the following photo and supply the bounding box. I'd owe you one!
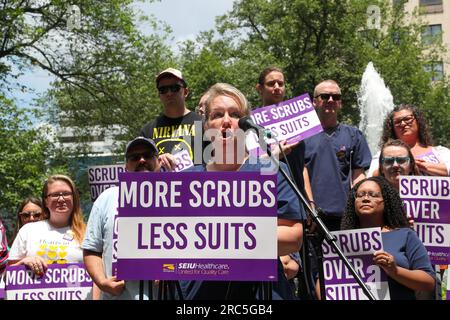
[156,68,186,87]
[125,137,157,158]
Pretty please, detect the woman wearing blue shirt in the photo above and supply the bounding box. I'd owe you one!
[181,83,305,300]
[341,176,435,300]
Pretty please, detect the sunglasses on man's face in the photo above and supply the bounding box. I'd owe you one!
[126,151,155,162]
[19,211,42,219]
[314,93,342,101]
[381,156,410,167]
[158,84,183,94]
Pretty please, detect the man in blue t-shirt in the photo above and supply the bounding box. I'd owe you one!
[305,80,372,231]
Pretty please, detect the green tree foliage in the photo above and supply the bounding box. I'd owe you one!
[179,0,449,143]
[1,0,174,144]
[0,95,62,239]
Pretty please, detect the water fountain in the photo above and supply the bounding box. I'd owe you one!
[358,62,395,156]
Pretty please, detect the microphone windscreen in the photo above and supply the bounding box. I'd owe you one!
[238,116,253,131]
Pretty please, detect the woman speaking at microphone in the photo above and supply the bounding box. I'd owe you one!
[181,83,305,300]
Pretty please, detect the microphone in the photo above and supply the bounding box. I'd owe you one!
[238,116,273,139]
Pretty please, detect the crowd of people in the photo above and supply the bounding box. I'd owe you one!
[0,66,448,301]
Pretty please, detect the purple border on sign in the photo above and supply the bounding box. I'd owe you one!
[117,258,277,281]
[404,199,450,224]
[118,171,278,217]
[250,94,323,143]
[324,255,388,285]
[90,182,119,202]
[426,246,450,265]
[284,126,323,144]
[5,263,92,290]
[251,94,314,126]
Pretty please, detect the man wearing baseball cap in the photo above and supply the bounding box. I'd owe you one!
[82,137,164,299]
[139,68,203,167]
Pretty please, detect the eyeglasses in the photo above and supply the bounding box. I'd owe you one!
[126,151,155,162]
[355,191,382,199]
[19,211,42,219]
[381,156,410,167]
[393,115,415,127]
[157,84,183,94]
[314,93,342,101]
[46,192,73,200]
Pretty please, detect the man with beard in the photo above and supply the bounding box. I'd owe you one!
[304,80,371,231]
[82,137,164,299]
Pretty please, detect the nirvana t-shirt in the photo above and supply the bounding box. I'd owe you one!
[139,111,203,162]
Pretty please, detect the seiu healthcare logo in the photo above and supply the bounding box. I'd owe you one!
[162,264,175,272]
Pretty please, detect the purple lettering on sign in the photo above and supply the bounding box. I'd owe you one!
[400,176,450,265]
[116,172,278,281]
[250,94,323,144]
[322,228,390,300]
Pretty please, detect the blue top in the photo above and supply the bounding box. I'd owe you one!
[382,228,435,300]
[304,124,371,217]
[180,158,305,300]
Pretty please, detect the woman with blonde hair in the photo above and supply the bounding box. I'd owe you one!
[9,174,86,276]
[181,83,305,300]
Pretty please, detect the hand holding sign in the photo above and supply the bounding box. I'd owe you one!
[158,153,178,171]
[21,256,47,277]
[272,140,300,159]
[98,275,125,296]
[373,250,397,276]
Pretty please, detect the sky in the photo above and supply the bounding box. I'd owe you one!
[10,0,235,109]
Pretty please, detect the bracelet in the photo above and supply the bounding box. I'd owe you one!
[308,200,316,206]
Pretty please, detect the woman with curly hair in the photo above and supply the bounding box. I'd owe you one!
[341,176,435,300]
[368,104,450,177]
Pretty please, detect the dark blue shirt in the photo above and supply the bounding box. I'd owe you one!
[304,124,371,217]
[180,158,305,300]
[382,228,435,300]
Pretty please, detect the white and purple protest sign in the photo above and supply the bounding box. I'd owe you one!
[5,263,93,300]
[88,164,125,202]
[116,171,278,281]
[249,93,322,146]
[400,176,450,265]
[160,149,194,173]
[322,228,390,300]
[416,150,441,164]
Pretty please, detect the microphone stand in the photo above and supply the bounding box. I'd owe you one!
[261,134,377,301]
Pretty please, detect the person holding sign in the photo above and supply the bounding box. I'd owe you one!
[82,137,162,300]
[256,67,314,296]
[9,175,86,276]
[181,83,305,300]
[256,66,313,204]
[369,104,450,177]
[341,176,435,299]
